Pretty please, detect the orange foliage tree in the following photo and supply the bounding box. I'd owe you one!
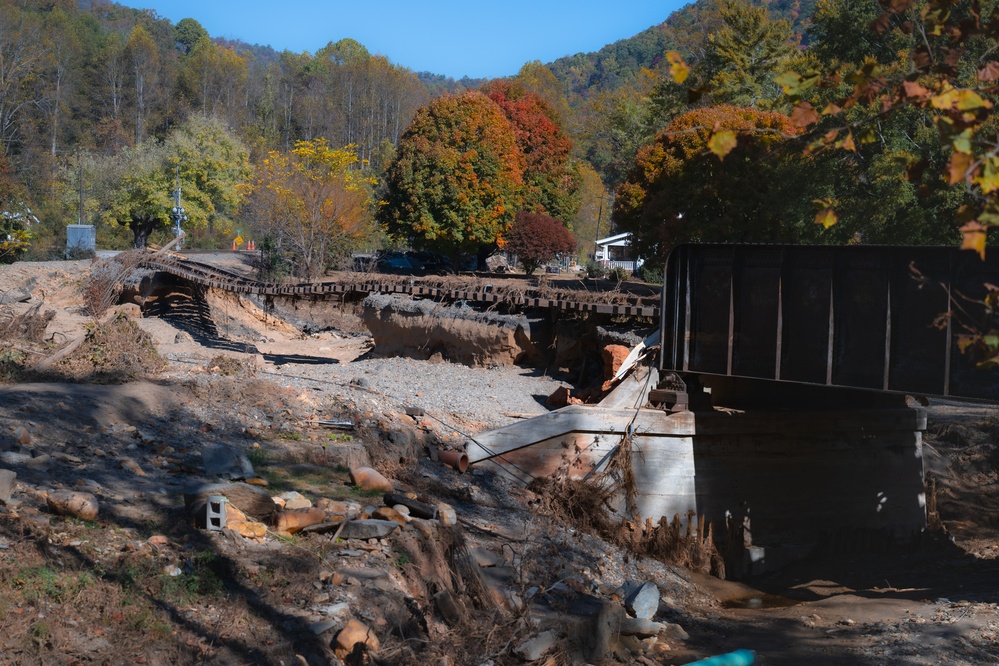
[613,105,809,263]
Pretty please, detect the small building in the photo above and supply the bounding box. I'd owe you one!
[595,232,642,272]
[66,224,96,256]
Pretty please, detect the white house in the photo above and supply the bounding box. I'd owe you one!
[594,231,643,272]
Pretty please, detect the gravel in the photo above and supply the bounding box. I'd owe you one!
[170,353,572,433]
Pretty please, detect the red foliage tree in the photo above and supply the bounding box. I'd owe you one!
[482,80,580,222]
[503,211,576,275]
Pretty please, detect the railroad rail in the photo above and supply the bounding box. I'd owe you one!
[138,253,661,319]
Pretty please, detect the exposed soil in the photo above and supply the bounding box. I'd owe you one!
[0,256,997,665]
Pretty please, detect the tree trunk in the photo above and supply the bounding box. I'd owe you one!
[130,217,156,249]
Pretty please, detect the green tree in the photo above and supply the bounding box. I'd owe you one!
[613,105,810,263]
[174,17,208,55]
[98,116,251,248]
[705,0,798,107]
[379,91,524,263]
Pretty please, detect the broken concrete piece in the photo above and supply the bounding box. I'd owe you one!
[202,444,255,480]
[625,581,660,619]
[47,490,99,521]
[339,519,400,540]
[514,630,558,661]
[185,482,276,524]
[334,619,380,660]
[349,466,393,492]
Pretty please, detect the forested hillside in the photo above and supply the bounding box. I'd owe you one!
[0,0,994,282]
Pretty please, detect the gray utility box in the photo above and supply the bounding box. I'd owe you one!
[66,224,96,253]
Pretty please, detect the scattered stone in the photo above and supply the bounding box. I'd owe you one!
[148,535,169,546]
[119,457,145,476]
[619,617,665,638]
[184,482,277,524]
[547,386,572,408]
[436,502,457,526]
[13,426,31,447]
[514,630,558,661]
[316,498,360,516]
[245,477,269,487]
[434,590,462,625]
[371,507,407,525]
[23,454,50,469]
[408,519,437,539]
[392,504,411,516]
[279,491,312,510]
[0,452,31,465]
[339,519,400,540]
[50,452,83,465]
[625,582,660,619]
[384,492,437,519]
[202,444,255,480]
[226,519,267,539]
[0,469,16,504]
[349,466,393,492]
[46,490,99,521]
[334,619,380,660]
[588,602,626,663]
[274,508,326,535]
[309,620,337,635]
[404,405,425,417]
[300,519,346,534]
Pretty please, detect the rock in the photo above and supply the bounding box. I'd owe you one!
[334,619,380,660]
[547,386,572,408]
[619,617,665,638]
[384,492,437,519]
[514,630,558,661]
[436,502,457,526]
[46,490,99,521]
[0,452,31,465]
[371,507,407,525]
[316,498,361,517]
[226,519,267,539]
[119,457,145,476]
[470,547,499,568]
[245,477,269,487]
[299,519,346,534]
[602,344,631,379]
[0,469,16,504]
[339,519,400,540]
[625,581,660,619]
[13,426,31,447]
[392,504,411,516]
[309,620,338,635]
[588,601,625,663]
[23,454,50,469]
[408,519,437,539]
[279,491,312,510]
[174,331,193,343]
[184,482,277,524]
[349,466,393,492]
[274,508,327,535]
[148,535,169,546]
[202,444,255,480]
[433,590,462,625]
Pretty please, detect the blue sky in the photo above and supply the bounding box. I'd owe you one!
[120,1,689,79]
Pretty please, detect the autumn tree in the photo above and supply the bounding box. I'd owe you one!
[379,91,524,263]
[253,138,374,279]
[504,211,576,275]
[483,80,581,221]
[125,24,158,143]
[613,105,809,263]
[0,155,33,263]
[705,0,798,107]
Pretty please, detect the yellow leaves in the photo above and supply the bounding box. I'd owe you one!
[960,220,988,259]
[930,86,992,112]
[812,198,838,229]
[707,130,737,160]
[665,51,689,84]
[948,151,973,184]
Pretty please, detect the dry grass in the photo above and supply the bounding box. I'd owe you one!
[529,439,726,578]
[205,354,257,377]
[82,251,144,320]
[50,313,165,383]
